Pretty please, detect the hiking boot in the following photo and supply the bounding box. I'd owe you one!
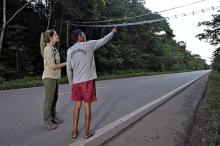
[42,121,57,130]
[52,116,63,124]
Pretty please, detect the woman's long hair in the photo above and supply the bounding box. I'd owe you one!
[40,29,55,55]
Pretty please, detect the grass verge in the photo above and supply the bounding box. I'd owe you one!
[205,71,220,145]
[188,71,220,146]
[0,70,191,91]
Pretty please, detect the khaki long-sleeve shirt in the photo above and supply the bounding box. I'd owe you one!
[42,43,61,79]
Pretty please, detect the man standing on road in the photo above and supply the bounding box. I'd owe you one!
[66,27,117,139]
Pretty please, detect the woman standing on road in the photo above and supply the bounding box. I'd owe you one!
[40,29,66,130]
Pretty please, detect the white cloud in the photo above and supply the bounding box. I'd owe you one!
[145,0,220,64]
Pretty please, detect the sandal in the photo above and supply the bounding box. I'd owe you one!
[71,130,78,138]
[84,131,94,139]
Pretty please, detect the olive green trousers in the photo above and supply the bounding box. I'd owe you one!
[42,78,58,121]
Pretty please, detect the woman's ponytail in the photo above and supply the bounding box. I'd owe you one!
[40,29,56,55]
[40,32,46,56]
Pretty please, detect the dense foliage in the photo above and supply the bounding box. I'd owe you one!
[0,0,208,81]
[197,13,220,71]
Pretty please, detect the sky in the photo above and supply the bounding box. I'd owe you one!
[145,0,220,64]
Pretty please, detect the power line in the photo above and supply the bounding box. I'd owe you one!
[158,0,206,13]
[167,6,218,19]
[72,0,207,24]
[68,5,220,28]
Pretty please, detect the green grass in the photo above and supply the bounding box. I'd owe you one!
[0,76,43,90]
[204,71,220,145]
[0,70,192,91]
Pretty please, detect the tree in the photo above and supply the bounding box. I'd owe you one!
[196,14,220,46]
[196,13,220,71]
[0,0,208,80]
[0,0,36,55]
[45,0,58,29]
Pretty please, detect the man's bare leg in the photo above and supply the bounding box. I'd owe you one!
[84,102,92,139]
[72,101,82,138]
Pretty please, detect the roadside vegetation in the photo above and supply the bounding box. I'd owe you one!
[204,71,220,145]
[0,0,208,89]
[189,71,220,146]
[0,70,191,90]
[186,2,220,146]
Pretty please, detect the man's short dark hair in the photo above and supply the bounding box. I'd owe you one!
[71,29,82,44]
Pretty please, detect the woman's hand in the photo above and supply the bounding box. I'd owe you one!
[51,62,66,70]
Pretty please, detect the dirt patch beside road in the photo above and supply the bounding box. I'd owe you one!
[187,94,209,146]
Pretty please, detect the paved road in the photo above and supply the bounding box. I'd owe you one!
[0,70,209,146]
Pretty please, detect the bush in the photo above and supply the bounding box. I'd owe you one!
[0,77,5,83]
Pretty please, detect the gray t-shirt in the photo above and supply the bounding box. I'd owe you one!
[67,32,114,84]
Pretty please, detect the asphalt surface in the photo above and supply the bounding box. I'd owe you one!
[0,70,209,146]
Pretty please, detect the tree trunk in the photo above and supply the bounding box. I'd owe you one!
[47,0,52,29]
[0,0,33,56]
[16,49,19,74]
[47,0,58,30]
[0,0,6,55]
[58,12,63,51]
[66,22,69,48]
[0,24,6,56]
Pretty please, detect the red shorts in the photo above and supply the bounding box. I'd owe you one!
[71,80,97,103]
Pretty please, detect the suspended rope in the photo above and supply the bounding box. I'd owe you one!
[69,18,165,28]
[68,5,220,28]
[72,0,207,24]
